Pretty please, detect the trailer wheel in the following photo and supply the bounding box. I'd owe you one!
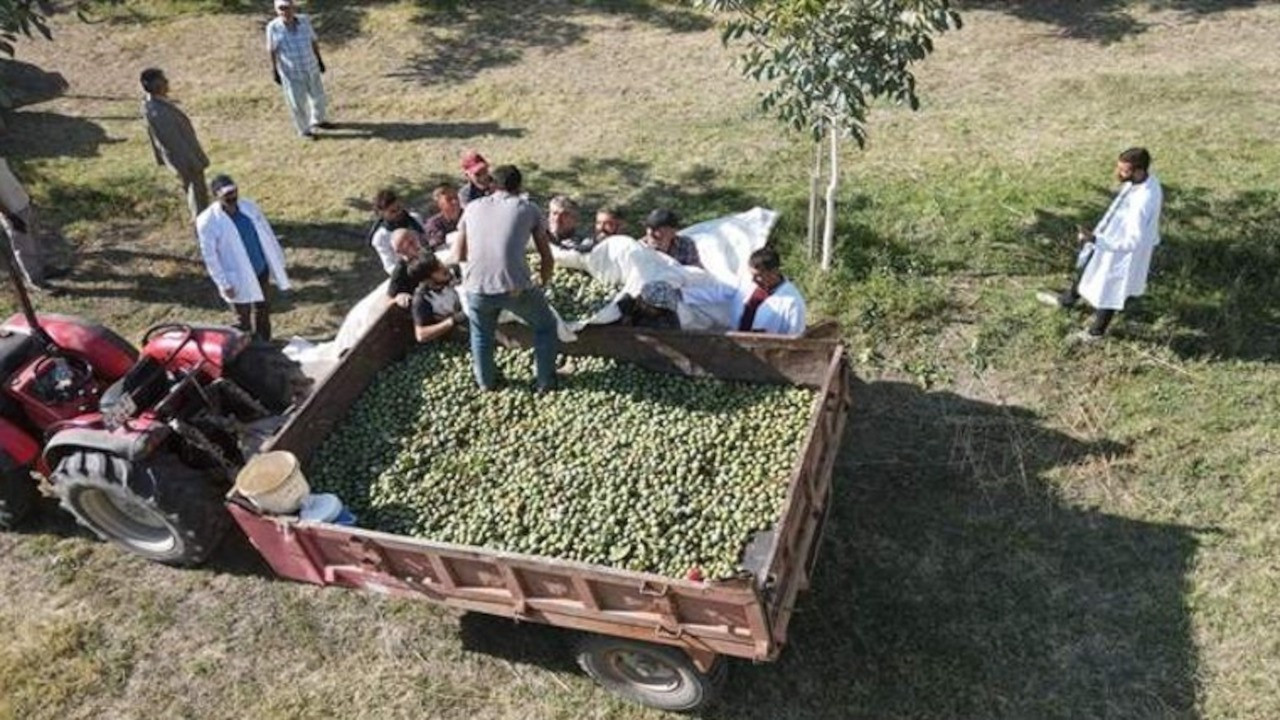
[575,635,726,712]
[0,462,37,530]
[53,450,229,566]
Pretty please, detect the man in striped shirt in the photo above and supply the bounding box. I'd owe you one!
[267,0,332,140]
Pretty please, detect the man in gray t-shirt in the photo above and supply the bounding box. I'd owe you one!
[455,164,558,391]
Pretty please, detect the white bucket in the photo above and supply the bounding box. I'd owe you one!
[234,451,310,515]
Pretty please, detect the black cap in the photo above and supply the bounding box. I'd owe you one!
[209,174,237,197]
[645,208,680,229]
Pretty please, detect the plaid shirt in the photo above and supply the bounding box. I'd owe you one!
[647,234,701,267]
[266,15,319,79]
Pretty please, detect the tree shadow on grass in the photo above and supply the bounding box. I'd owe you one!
[525,156,768,231]
[962,0,1260,44]
[51,216,387,317]
[459,379,1202,718]
[392,0,712,86]
[318,120,524,143]
[98,0,395,48]
[1025,183,1280,361]
[0,59,68,109]
[0,110,119,160]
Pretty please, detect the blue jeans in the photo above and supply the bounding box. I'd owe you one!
[466,288,559,390]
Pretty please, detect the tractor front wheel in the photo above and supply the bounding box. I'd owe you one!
[53,450,229,566]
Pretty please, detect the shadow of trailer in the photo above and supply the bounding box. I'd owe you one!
[227,306,852,712]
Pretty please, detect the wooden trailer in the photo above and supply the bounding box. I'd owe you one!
[228,306,852,711]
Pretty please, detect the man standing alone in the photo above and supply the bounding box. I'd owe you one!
[455,165,558,392]
[1037,147,1163,343]
[196,175,291,341]
[141,68,209,222]
[267,0,331,140]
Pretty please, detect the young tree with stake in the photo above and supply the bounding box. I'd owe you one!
[693,0,961,271]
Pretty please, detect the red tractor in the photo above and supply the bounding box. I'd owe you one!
[0,241,302,565]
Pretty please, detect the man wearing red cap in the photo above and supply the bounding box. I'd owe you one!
[458,150,494,206]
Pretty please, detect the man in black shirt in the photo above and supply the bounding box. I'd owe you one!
[405,253,465,343]
[386,228,426,306]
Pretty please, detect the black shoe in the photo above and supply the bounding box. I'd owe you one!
[315,121,335,130]
[44,266,72,280]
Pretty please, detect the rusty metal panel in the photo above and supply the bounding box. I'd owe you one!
[497,324,839,388]
[758,348,853,653]
[256,516,773,660]
[268,304,412,462]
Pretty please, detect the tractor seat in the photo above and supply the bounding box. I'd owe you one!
[0,329,39,380]
[100,355,171,422]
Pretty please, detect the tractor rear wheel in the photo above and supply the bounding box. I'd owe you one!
[53,450,229,566]
[0,461,37,530]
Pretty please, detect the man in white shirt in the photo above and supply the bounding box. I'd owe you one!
[1037,147,1163,343]
[196,175,291,340]
[731,247,806,336]
[267,0,331,140]
[368,189,425,274]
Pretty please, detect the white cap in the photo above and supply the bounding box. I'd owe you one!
[274,0,294,9]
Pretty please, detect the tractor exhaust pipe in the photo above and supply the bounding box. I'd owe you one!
[1,233,56,349]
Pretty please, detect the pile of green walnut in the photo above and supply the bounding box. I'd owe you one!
[306,344,815,580]
[545,268,617,321]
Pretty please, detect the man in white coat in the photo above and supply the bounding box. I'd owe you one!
[196,174,290,341]
[1038,147,1163,343]
[732,247,806,336]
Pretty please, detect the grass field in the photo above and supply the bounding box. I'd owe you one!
[2,1,1279,718]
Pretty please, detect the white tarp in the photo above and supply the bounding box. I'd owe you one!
[572,207,778,331]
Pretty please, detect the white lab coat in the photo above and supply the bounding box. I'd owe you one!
[730,279,807,335]
[196,199,290,304]
[1079,175,1163,311]
[370,211,425,275]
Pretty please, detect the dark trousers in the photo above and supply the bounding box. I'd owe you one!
[233,271,272,342]
[1059,266,1117,337]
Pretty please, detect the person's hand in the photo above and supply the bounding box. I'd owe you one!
[318,59,326,74]
[393,293,412,309]
[1076,225,1094,244]
[223,286,236,300]
[450,310,467,327]
[272,70,281,85]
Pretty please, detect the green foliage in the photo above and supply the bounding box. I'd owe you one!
[692,0,961,143]
[0,0,52,57]
[307,344,815,580]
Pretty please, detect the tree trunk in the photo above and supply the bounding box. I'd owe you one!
[820,121,839,272]
[807,131,822,260]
